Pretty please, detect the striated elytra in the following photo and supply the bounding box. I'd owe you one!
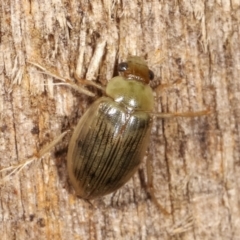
[67,56,155,199]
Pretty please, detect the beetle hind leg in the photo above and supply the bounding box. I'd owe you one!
[0,131,69,184]
[146,152,171,215]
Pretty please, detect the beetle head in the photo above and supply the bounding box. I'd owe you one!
[118,56,154,84]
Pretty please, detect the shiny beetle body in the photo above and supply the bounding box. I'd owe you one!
[67,56,154,199]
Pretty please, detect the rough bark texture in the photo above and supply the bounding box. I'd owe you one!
[0,0,240,239]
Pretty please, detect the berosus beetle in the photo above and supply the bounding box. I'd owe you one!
[67,56,155,199]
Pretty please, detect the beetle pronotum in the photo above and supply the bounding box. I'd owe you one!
[1,56,209,214]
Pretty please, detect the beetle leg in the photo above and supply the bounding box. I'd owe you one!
[37,130,70,157]
[0,131,69,184]
[73,72,106,92]
[152,109,210,118]
[28,61,97,97]
[151,79,183,91]
[146,152,171,215]
[159,79,182,90]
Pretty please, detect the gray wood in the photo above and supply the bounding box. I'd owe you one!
[0,1,239,239]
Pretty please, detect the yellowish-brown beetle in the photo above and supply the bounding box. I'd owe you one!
[67,56,155,199]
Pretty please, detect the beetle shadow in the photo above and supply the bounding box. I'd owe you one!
[53,140,71,193]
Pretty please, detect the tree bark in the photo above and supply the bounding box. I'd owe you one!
[1,0,239,239]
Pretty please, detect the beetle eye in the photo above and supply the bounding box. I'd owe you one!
[118,62,128,72]
[149,70,154,80]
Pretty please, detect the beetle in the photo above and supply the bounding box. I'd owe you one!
[67,56,155,199]
[1,56,208,212]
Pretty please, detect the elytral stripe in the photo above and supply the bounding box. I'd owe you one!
[80,117,107,182]
[108,117,148,190]
[73,109,105,182]
[81,121,112,192]
[89,135,122,195]
[89,115,149,195]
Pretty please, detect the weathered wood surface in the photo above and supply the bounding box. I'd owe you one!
[0,1,239,239]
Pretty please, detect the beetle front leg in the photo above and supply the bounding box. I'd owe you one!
[73,72,106,93]
[28,61,100,97]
